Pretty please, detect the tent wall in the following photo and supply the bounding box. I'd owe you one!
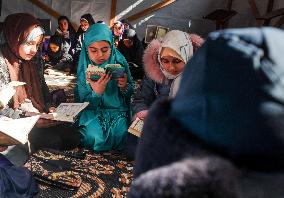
[0,0,283,38]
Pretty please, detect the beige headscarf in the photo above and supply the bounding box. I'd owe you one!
[159,30,193,67]
[158,30,193,97]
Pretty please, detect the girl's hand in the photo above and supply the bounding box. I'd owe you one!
[117,73,128,91]
[134,110,148,120]
[49,107,56,113]
[87,72,111,95]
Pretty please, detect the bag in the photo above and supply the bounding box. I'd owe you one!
[50,89,67,107]
[25,149,85,190]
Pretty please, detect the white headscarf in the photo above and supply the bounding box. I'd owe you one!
[158,30,193,79]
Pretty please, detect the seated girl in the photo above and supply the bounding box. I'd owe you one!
[125,30,204,159]
[44,34,73,71]
[132,30,204,120]
[0,13,81,155]
[75,23,134,151]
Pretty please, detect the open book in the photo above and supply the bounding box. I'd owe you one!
[128,117,144,137]
[87,64,125,81]
[0,115,40,145]
[26,102,89,123]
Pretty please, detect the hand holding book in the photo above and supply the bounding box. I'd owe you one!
[128,117,144,137]
[86,71,111,95]
[86,64,125,81]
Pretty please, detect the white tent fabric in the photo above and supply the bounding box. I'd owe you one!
[0,0,283,38]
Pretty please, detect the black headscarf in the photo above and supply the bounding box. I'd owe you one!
[80,13,95,25]
[76,13,95,35]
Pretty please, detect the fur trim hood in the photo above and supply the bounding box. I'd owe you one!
[143,34,204,84]
[143,39,165,83]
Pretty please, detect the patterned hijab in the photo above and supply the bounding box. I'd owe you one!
[1,13,45,111]
[158,30,193,79]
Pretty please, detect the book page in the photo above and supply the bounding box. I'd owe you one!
[53,102,89,122]
[128,117,144,137]
[0,115,40,145]
[25,102,89,122]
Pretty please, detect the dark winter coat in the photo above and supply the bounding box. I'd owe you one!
[132,39,172,115]
[118,32,144,80]
[129,27,284,197]
[129,98,284,198]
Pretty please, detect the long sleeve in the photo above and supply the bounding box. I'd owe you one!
[75,61,102,109]
[120,60,134,98]
[34,54,52,112]
[132,76,156,115]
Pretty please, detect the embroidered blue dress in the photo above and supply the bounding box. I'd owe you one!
[75,24,134,151]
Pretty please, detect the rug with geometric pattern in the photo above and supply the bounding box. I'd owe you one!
[25,149,133,198]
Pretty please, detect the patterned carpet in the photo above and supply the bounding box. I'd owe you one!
[39,68,140,197]
[25,149,134,198]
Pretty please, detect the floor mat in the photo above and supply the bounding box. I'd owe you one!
[25,149,133,197]
[44,68,76,103]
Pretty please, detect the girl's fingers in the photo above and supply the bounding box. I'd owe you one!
[86,72,91,79]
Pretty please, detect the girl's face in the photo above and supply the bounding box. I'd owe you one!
[59,19,69,32]
[123,38,133,48]
[88,41,111,65]
[19,35,43,60]
[49,43,60,53]
[113,23,123,37]
[80,20,90,32]
[160,56,185,76]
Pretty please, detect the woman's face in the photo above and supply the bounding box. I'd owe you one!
[88,41,111,65]
[160,56,185,76]
[80,20,90,32]
[59,19,69,32]
[19,35,43,60]
[113,23,123,37]
[49,43,60,53]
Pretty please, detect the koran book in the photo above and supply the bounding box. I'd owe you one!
[128,117,144,137]
[25,102,89,123]
[0,115,40,145]
[87,64,125,81]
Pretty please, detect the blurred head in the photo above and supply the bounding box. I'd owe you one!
[113,21,124,37]
[158,30,193,79]
[58,16,69,32]
[80,13,95,32]
[49,43,60,53]
[121,18,134,30]
[80,20,90,32]
[48,35,63,53]
[122,29,136,48]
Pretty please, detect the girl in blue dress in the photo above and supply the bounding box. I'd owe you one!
[75,23,134,151]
